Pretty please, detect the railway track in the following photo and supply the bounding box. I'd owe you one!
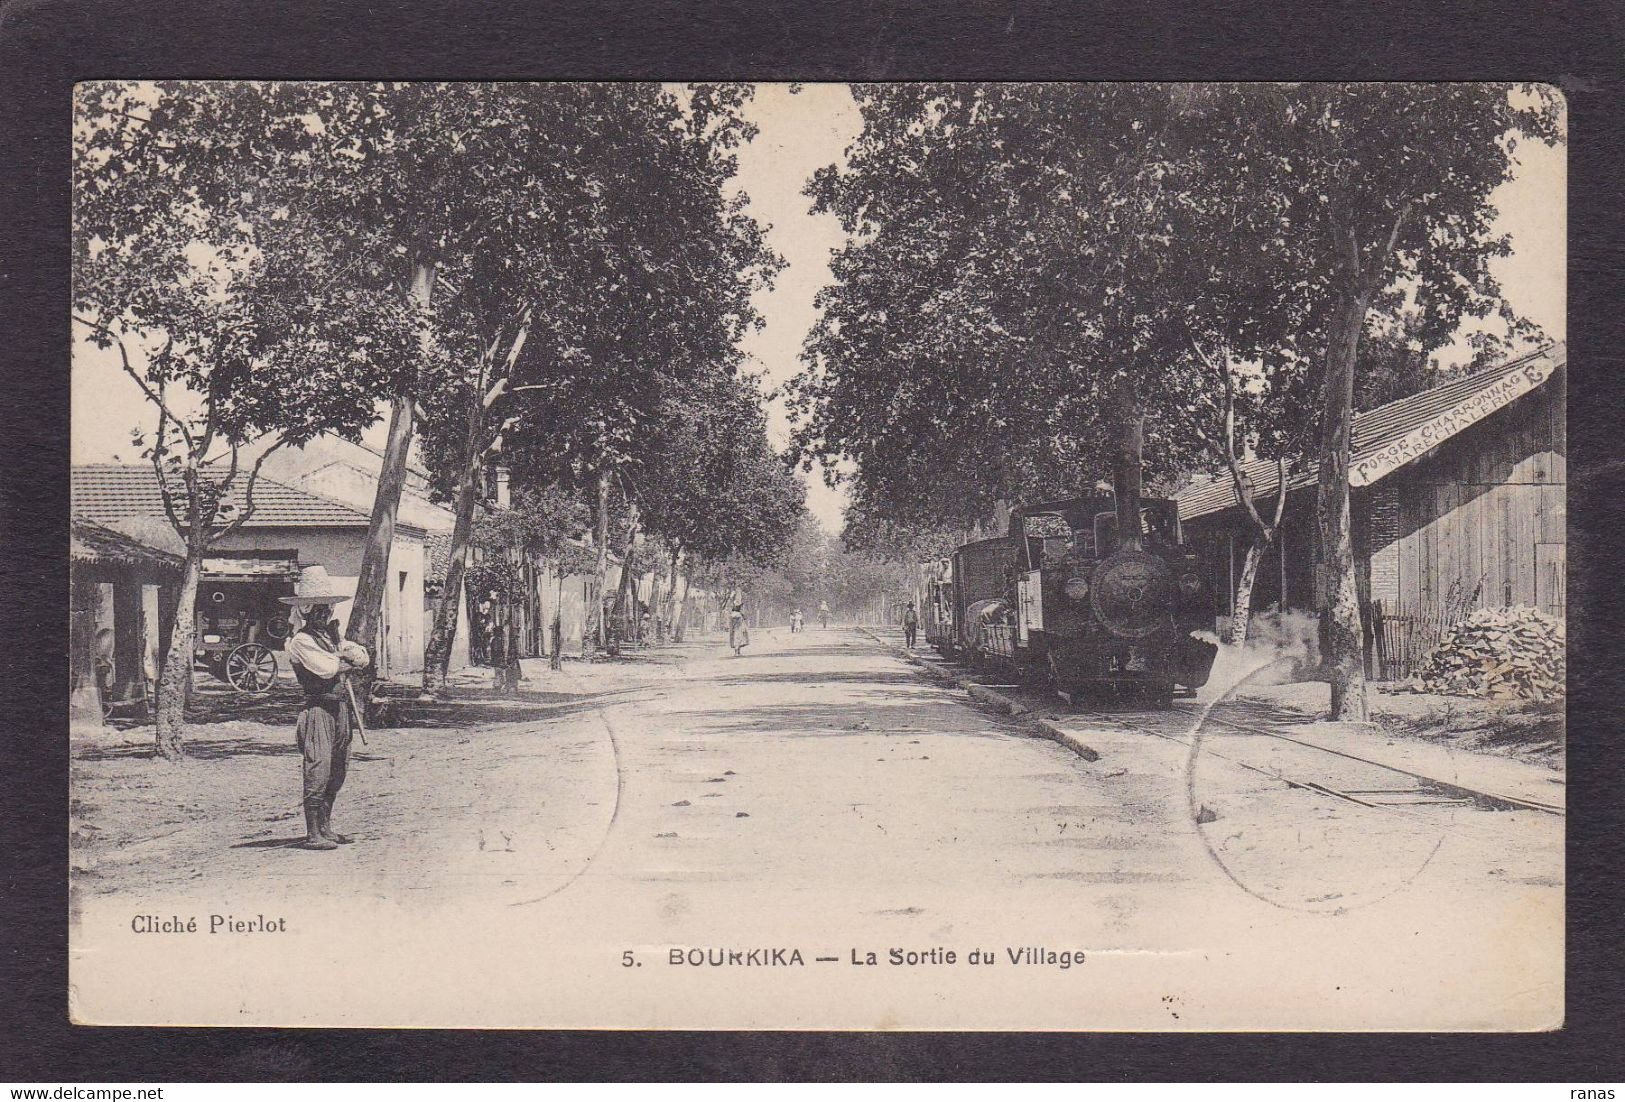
[1066,701,1564,818]
[877,631,1564,820]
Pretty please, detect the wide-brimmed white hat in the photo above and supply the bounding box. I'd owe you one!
[277,564,353,607]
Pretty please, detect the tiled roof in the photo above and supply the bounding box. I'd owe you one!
[1179,343,1564,522]
[71,515,186,575]
[424,530,456,583]
[72,464,373,529]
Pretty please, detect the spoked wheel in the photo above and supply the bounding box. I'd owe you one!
[225,643,278,693]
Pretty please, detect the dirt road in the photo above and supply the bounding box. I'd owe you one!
[70,628,1562,1029]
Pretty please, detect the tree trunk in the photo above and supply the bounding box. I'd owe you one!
[647,558,664,645]
[496,550,523,693]
[1111,384,1145,551]
[1316,286,1370,722]
[422,437,480,697]
[660,547,682,642]
[422,489,476,695]
[610,502,640,648]
[549,568,565,671]
[154,547,203,761]
[590,469,611,651]
[349,260,436,688]
[670,559,693,643]
[1227,532,1272,646]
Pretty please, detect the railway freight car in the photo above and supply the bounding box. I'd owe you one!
[950,536,1018,664]
[919,557,956,654]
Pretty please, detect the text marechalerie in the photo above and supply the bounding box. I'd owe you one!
[669,948,806,966]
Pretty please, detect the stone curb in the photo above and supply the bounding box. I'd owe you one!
[860,629,1102,764]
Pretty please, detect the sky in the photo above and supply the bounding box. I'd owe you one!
[730,83,863,532]
[72,83,1565,536]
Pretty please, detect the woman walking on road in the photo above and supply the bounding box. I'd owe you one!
[281,567,371,851]
[728,586,750,656]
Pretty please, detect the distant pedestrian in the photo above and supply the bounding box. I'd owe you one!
[728,586,750,656]
[818,600,831,629]
[903,601,919,648]
[790,608,804,633]
[280,566,371,851]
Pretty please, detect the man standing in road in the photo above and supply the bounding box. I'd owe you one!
[818,599,831,629]
[903,600,919,648]
[281,567,371,851]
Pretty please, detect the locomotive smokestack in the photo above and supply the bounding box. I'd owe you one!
[1112,385,1145,551]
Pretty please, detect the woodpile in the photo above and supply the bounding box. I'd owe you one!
[1405,606,1565,702]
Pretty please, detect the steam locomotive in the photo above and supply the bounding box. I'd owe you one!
[925,495,1217,707]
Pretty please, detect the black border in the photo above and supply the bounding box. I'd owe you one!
[3,0,1622,1082]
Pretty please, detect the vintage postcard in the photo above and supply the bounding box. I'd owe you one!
[68,81,1565,1029]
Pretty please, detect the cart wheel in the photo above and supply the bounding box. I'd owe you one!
[225,643,278,693]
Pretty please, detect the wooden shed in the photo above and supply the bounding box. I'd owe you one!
[1179,343,1566,677]
[70,516,186,727]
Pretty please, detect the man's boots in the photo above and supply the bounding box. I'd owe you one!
[302,798,338,850]
[318,797,353,845]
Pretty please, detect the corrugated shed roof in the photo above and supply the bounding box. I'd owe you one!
[71,515,186,575]
[1179,343,1564,522]
[72,464,373,529]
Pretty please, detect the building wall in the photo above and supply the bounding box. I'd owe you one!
[534,568,594,656]
[1185,375,1564,626]
[286,454,454,534]
[1364,374,1565,617]
[261,435,454,533]
[210,525,427,678]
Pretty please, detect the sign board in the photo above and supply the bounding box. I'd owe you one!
[203,556,300,578]
[1349,355,1556,487]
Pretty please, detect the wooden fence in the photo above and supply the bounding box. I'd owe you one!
[1365,574,1485,681]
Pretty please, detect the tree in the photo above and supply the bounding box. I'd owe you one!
[791,84,1215,549]
[644,372,807,634]
[291,82,500,669]
[465,486,593,690]
[1239,83,1562,720]
[73,81,414,759]
[494,84,783,654]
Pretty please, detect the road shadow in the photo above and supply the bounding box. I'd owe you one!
[93,681,651,754]
[707,670,923,688]
[229,835,309,849]
[665,693,1023,739]
[398,690,641,730]
[77,735,297,761]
